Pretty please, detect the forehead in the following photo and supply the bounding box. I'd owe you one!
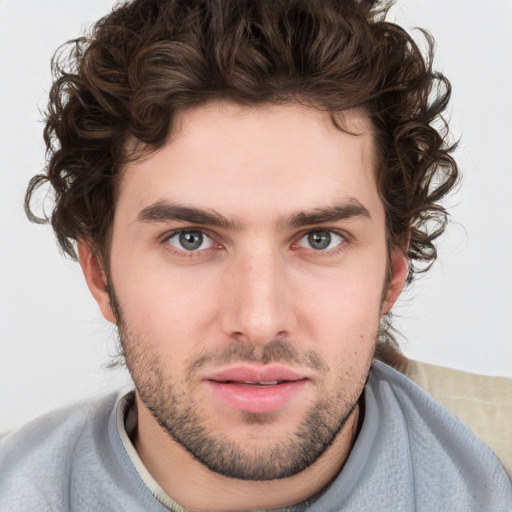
[118,102,381,223]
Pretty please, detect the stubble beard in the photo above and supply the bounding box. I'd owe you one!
[111,294,373,481]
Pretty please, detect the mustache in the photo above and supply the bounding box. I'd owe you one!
[186,339,329,378]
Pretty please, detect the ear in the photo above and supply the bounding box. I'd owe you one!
[381,247,408,315]
[77,240,117,324]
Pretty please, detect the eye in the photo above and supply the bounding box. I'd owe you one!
[297,230,344,251]
[166,230,215,252]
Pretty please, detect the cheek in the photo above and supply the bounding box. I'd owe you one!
[293,257,386,362]
[111,256,221,350]
[298,261,386,326]
[306,293,381,355]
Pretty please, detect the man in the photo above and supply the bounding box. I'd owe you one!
[0,0,510,510]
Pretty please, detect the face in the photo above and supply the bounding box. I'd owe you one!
[84,102,406,480]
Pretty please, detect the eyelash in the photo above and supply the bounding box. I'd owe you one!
[292,229,348,256]
[161,229,220,258]
[160,228,349,258]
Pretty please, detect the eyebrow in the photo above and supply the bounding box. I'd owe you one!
[137,201,243,230]
[281,200,371,228]
[136,199,371,230]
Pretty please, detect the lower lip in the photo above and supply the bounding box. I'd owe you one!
[206,380,307,414]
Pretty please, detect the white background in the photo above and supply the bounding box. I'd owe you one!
[1,0,511,432]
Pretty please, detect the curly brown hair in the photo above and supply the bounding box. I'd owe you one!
[25,0,458,353]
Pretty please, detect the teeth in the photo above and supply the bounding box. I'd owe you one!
[242,380,280,385]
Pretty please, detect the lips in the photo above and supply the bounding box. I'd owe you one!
[204,365,309,414]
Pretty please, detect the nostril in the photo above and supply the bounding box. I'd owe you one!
[230,331,250,343]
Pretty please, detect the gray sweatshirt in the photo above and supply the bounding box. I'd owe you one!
[1,361,510,511]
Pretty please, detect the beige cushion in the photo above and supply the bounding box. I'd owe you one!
[404,360,512,479]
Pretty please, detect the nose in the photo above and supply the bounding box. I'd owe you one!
[220,246,297,345]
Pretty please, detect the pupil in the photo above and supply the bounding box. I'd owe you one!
[179,231,203,250]
[308,231,331,250]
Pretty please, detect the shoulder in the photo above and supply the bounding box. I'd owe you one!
[404,358,512,477]
[367,361,512,508]
[0,391,120,458]
[0,391,125,511]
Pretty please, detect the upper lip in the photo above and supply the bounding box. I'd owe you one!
[204,365,309,384]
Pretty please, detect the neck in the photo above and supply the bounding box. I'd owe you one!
[132,396,361,511]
